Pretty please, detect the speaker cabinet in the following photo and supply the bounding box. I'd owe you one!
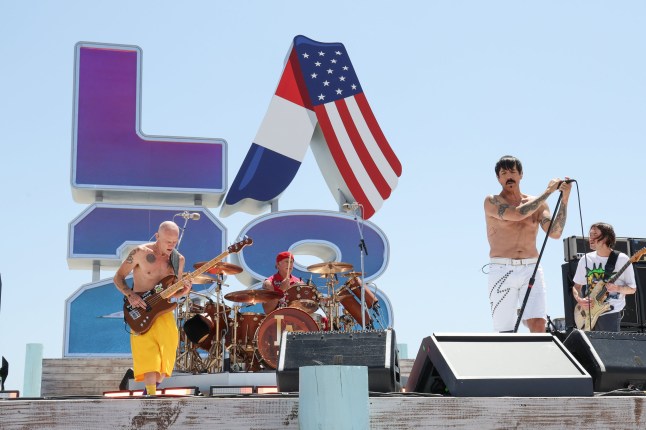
[564,329,646,392]
[562,260,644,331]
[276,329,400,393]
[626,263,646,330]
[561,260,579,329]
[406,333,592,397]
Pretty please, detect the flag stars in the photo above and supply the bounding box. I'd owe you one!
[327,68,334,74]
[311,73,318,79]
[318,94,325,101]
[315,61,321,67]
[323,80,330,87]
[331,59,337,64]
[342,66,349,71]
[302,52,309,59]
[339,76,346,82]
[335,51,342,55]
[318,51,325,56]
[351,84,357,90]
[336,88,343,95]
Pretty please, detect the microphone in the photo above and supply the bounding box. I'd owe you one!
[176,211,201,220]
[342,202,361,211]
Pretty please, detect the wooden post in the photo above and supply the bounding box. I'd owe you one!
[23,343,43,397]
[299,365,369,430]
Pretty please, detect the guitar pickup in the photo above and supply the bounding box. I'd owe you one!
[129,309,141,320]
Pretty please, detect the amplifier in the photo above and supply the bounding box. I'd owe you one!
[563,236,629,262]
[629,238,646,262]
[276,329,401,393]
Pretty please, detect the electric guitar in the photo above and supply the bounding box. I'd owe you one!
[573,247,646,331]
[123,237,253,334]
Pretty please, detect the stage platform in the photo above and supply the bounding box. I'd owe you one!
[4,341,644,429]
[2,393,646,429]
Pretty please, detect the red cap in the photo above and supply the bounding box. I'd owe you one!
[276,251,294,263]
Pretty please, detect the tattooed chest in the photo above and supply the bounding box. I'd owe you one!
[144,253,173,276]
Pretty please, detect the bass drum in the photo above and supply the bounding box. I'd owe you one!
[255,307,319,369]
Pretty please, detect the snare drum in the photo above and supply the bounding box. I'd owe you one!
[255,307,318,369]
[284,283,320,312]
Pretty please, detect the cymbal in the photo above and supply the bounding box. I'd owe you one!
[342,271,364,278]
[193,261,243,275]
[224,289,282,304]
[307,261,353,274]
[191,274,217,284]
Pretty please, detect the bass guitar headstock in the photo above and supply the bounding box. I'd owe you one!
[228,236,253,254]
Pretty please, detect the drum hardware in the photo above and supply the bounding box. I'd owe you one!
[194,261,243,275]
[341,271,365,278]
[177,269,236,374]
[224,289,282,304]
[191,274,218,284]
[226,305,264,372]
[306,261,353,275]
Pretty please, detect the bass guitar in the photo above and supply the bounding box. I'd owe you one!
[574,247,646,331]
[124,237,253,334]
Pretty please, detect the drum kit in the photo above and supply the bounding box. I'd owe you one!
[174,260,383,374]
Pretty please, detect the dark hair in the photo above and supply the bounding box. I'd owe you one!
[495,155,523,177]
[590,222,616,248]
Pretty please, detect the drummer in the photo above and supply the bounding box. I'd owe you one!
[262,251,300,313]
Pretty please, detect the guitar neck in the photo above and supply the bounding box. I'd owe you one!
[160,250,231,299]
[607,254,638,284]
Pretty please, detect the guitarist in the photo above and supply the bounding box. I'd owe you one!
[572,222,636,332]
[113,221,192,395]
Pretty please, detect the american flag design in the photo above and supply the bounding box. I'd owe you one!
[220,35,402,219]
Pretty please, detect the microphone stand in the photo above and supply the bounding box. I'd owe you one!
[175,212,191,249]
[514,191,564,333]
[349,204,369,329]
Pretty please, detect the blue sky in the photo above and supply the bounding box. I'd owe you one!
[2,1,646,392]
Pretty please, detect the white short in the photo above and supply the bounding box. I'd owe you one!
[487,262,546,332]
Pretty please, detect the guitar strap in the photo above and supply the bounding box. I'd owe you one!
[603,250,619,281]
[169,249,180,277]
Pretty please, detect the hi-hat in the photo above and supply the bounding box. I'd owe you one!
[191,274,217,284]
[307,261,353,274]
[224,289,282,304]
[193,261,243,275]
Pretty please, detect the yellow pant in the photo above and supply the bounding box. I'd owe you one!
[130,311,178,382]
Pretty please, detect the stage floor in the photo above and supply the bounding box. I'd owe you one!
[2,394,646,429]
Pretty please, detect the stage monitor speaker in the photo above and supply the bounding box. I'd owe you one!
[405,333,592,397]
[563,329,646,392]
[276,329,400,393]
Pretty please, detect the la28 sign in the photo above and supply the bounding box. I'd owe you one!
[65,39,400,356]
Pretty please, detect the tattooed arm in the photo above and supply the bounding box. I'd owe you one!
[540,180,571,238]
[484,178,563,221]
[114,247,148,309]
